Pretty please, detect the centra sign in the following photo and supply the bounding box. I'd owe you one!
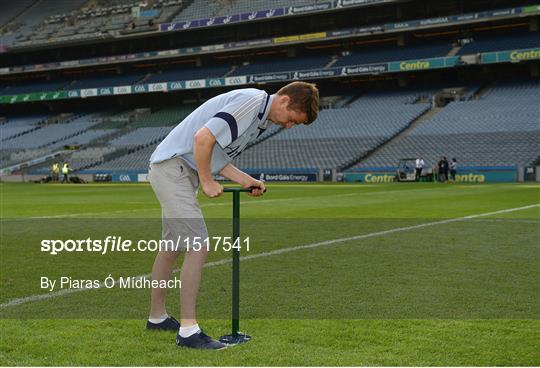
[400,60,430,70]
[454,173,485,183]
[510,49,540,62]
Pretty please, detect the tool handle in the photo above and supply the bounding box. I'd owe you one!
[223,186,267,193]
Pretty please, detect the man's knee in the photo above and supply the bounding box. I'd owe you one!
[158,250,182,262]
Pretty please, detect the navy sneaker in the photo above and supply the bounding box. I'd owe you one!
[176,330,227,350]
[146,316,180,331]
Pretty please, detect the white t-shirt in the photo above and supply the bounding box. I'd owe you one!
[150,88,273,174]
[416,158,424,169]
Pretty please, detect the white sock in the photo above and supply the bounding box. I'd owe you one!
[148,314,168,324]
[179,323,201,338]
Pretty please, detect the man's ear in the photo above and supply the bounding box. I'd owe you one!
[280,95,290,107]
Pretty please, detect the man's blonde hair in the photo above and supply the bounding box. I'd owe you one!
[277,81,319,124]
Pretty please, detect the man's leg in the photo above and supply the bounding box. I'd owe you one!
[149,249,181,318]
[179,247,208,326]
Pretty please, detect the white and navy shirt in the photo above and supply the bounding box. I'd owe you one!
[150,88,272,174]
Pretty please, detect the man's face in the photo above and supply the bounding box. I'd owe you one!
[269,95,308,129]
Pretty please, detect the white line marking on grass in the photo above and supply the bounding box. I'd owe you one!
[2,203,538,309]
[469,219,540,224]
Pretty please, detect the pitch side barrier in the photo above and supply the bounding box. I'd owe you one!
[344,166,519,183]
[2,5,538,76]
[68,168,319,182]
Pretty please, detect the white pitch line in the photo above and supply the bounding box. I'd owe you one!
[1,203,538,309]
[469,219,540,224]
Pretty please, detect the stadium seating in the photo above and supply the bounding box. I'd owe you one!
[68,146,118,170]
[130,105,197,127]
[458,31,540,55]
[48,129,115,148]
[1,0,88,47]
[0,80,70,96]
[70,73,147,89]
[89,144,157,170]
[4,0,185,47]
[108,127,174,147]
[171,0,331,23]
[0,115,51,148]
[1,113,101,149]
[334,42,452,66]
[144,65,232,83]
[0,0,34,27]
[354,81,540,168]
[231,55,331,75]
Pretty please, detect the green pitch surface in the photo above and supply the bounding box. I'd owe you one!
[1,182,539,365]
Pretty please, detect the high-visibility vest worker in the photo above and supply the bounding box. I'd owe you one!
[62,163,69,174]
[52,163,59,174]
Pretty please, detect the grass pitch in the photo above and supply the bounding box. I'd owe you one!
[0,182,539,365]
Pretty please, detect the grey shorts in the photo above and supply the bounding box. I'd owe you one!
[148,158,208,251]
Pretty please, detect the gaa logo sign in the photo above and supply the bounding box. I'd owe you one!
[187,80,203,88]
[68,91,79,97]
[99,88,112,95]
[226,76,245,85]
[208,79,223,87]
[119,175,132,182]
[134,85,146,93]
[114,86,130,94]
[169,82,183,90]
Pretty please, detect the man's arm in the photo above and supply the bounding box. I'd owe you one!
[194,127,265,198]
[193,127,223,197]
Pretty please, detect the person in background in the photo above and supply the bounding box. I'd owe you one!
[52,162,59,182]
[61,162,70,183]
[415,156,424,182]
[442,156,449,182]
[437,156,446,182]
[449,158,457,182]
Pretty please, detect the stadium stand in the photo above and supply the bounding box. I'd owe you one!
[129,105,197,127]
[231,55,332,75]
[1,113,101,149]
[67,146,118,170]
[171,0,233,23]
[89,144,157,170]
[108,127,174,146]
[354,80,540,169]
[458,31,540,55]
[0,80,71,96]
[144,65,232,84]
[335,42,453,66]
[0,115,49,136]
[47,129,116,148]
[70,73,147,89]
[226,0,307,15]
[1,0,88,47]
[0,0,34,27]
[4,0,186,47]
[171,0,330,23]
